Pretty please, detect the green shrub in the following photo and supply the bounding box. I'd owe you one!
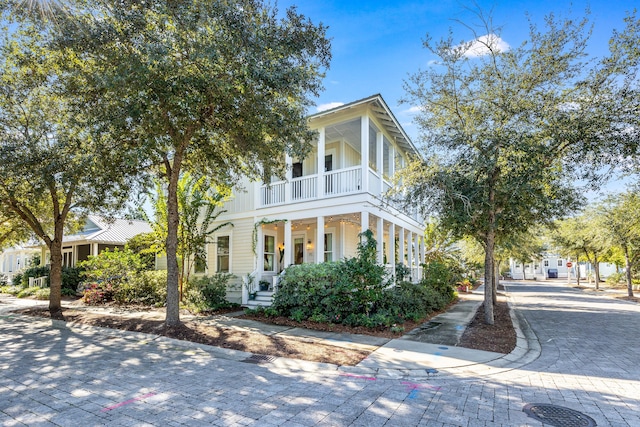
[17,287,39,298]
[79,248,144,287]
[62,267,84,292]
[34,288,50,300]
[183,273,236,312]
[12,273,23,287]
[606,272,624,286]
[21,266,50,288]
[82,282,115,304]
[0,285,21,295]
[114,270,167,305]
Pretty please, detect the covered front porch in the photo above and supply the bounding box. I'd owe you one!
[243,211,425,307]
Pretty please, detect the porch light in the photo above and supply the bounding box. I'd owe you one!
[307,239,312,250]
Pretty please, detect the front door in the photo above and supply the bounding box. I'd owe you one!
[293,236,305,265]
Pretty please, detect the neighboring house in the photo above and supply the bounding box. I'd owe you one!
[509,255,618,281]
[202,95,426,307]
[40,215,152,268]
[0,245,40,283]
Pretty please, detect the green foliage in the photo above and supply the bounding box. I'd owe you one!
[11,273,23,287]
[79,248,144,287]
[183,274,237,313]
[59,0,331,326]
[606,272,624,286]
[34,287,49,300]
[399,8,640,322]
[0,21,142,313]
[0,285,20,295]
[271,231,457,328]
[114,271,167,306]
[126,233,158,271]
[21,266,49,288]
[16,286,39,298]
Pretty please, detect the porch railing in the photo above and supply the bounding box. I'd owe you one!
[291,175,317,201]
[324,166,361,195]
[261,181,286,206]
[28,276,48,288]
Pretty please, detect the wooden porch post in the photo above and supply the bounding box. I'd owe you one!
[284,221,292,269]
[317,127,325,198]
[376,217,384,265]
[389,223,396,278]
[361,116,369,193]
[316,216,324,263]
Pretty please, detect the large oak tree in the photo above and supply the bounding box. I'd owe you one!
[398,9,640,324]
[61,0,331,326]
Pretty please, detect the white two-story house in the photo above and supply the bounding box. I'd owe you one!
[204,95,426,306]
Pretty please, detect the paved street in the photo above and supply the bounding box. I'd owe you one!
[1,283,639,426]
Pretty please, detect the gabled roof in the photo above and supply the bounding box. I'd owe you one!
[308,94,419,157]
[63,215,152,245]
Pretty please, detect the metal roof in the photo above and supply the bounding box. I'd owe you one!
[63,215,152,245]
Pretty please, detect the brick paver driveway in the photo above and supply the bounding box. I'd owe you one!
[1,283,639,426]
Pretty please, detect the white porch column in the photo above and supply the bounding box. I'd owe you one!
[284,154,292,204]
[284,221,292,268]
[316,216,324,263]
[360,211,369,240]
[361,116,369,193]
[92,243,99,256]
[389,224,396,277]
[257,224,264,273]
[420,235,426,266]
[317,127,325,198]
[398,227,405,266]
[377,131,384,196]
[376,217,384,265]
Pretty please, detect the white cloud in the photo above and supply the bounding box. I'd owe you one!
[458,34,510,58]
[316,102,345,113]
[404,106,424,114]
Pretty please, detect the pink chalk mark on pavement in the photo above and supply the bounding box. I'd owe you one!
[401,381,441,392]
[101,392,157,412]
[340,373,377,381]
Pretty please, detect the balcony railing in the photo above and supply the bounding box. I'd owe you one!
[291,175,317,201]
[324,167,361,195]
[261,181,285,206]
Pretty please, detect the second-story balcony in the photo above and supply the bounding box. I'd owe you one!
[260,166,380,207]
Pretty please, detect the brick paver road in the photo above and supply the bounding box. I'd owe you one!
[1,283,639,426]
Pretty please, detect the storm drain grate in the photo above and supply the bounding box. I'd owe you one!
[242,354,277,364]
[523,403,597,427]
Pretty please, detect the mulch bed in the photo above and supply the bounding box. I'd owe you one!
[458,300,516,354]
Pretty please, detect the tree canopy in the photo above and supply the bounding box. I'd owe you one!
[0,21,139,314]
[57,0,331,325]
[398,9,640,324]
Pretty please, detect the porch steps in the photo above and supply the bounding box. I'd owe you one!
[245,291,274,309]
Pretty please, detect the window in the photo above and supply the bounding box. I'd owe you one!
[558,259,563,267]
[324,233,333,262]
[62,247,73,268]
[216,236,230,273]
[264,235,276,272]
[544,260,549,267]
[369,124,378,171]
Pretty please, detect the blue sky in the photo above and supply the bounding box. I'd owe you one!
[278,0,637,142]
[277,0,638,196]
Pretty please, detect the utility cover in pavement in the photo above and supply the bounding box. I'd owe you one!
[523,403,596,426]
[242,354,277,364]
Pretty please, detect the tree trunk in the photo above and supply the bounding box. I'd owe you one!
[594,254,600,290]
[483,232,495,325]
[165,157,183,327]
[48,225,64,317]
[624,245,634,298]
[575,252,581,287]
